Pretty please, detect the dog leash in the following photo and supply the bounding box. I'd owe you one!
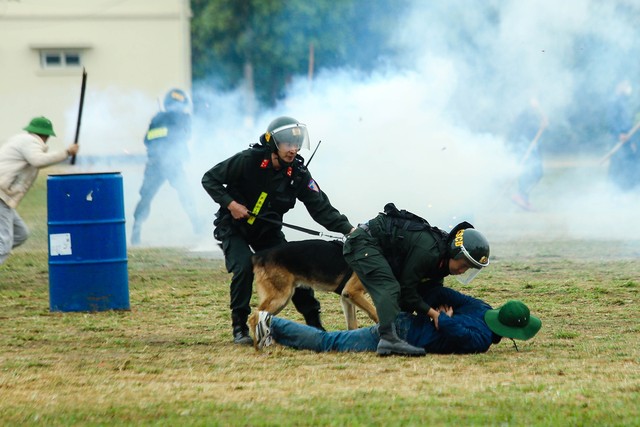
[248,212,343,240]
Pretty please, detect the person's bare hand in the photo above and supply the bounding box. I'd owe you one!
[427,307,440,330]
[67,144,80,156]
[438,305,453,317]
[227,200,250,220]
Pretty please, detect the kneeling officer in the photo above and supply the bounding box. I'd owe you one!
[344,203,490,356]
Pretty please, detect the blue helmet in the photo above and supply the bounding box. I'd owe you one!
[163,88,190,112]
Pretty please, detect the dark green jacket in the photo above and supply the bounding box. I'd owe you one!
[202,142,353,241]
[368,214,450,315]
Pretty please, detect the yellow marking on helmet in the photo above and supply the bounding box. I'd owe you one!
[247,192,268,225]
[265,131,271,142]
[454,229,465,247]
[171,91,185,102]
[147,127,169,140]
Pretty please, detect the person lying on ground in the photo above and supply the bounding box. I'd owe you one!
[251,286,541,355]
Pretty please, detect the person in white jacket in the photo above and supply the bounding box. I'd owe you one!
[0,116,79,265]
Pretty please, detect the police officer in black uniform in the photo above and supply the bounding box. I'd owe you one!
[202,116,354,344]
[131,88,202,245]
[343,204,491,356]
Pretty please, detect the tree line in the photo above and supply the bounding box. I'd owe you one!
[190,0,407,106]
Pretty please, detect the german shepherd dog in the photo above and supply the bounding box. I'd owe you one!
[248,239,378,334]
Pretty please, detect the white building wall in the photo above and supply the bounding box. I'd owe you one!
[0,0,192,156]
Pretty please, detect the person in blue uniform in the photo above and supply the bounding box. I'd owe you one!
[607,79,640,191]
[131,88,202,245]
[507,97,548,211]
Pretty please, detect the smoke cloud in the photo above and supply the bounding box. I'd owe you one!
[68,0,640,251]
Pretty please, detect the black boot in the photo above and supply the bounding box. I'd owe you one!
[232,312,253,345]
[377,323,425,356]
[232,326,253,345]
[303,310,326,331]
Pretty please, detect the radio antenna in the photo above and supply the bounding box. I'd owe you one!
[305,140,322,167]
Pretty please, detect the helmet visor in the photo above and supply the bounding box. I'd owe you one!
[271,123,310,151]
[454,244,488,285]
[455,267,482,285]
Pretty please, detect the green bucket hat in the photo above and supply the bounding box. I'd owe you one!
[23,116,56,137]
[484,300,541,340]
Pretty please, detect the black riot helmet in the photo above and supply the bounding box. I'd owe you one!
[449,226,490,284]
[163,88,190,112]
[264,116,310,152]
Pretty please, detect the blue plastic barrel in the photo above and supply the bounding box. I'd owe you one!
[47,172,129,311]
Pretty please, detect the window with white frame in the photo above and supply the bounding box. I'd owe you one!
[40,50,82,69]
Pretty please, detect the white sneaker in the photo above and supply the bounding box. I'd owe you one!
[255,311,273,350]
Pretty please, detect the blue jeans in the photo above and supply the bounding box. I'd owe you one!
[271,313,414,352]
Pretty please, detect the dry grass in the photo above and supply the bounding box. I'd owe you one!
[2,242,639,426]
[0,176,639,426]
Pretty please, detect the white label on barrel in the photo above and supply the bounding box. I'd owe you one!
[50,233,72,256]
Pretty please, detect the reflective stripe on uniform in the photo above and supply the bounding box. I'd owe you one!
[247,192,268,225]
[146,127,169,140]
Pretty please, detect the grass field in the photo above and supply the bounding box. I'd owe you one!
[1,171,639,426]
